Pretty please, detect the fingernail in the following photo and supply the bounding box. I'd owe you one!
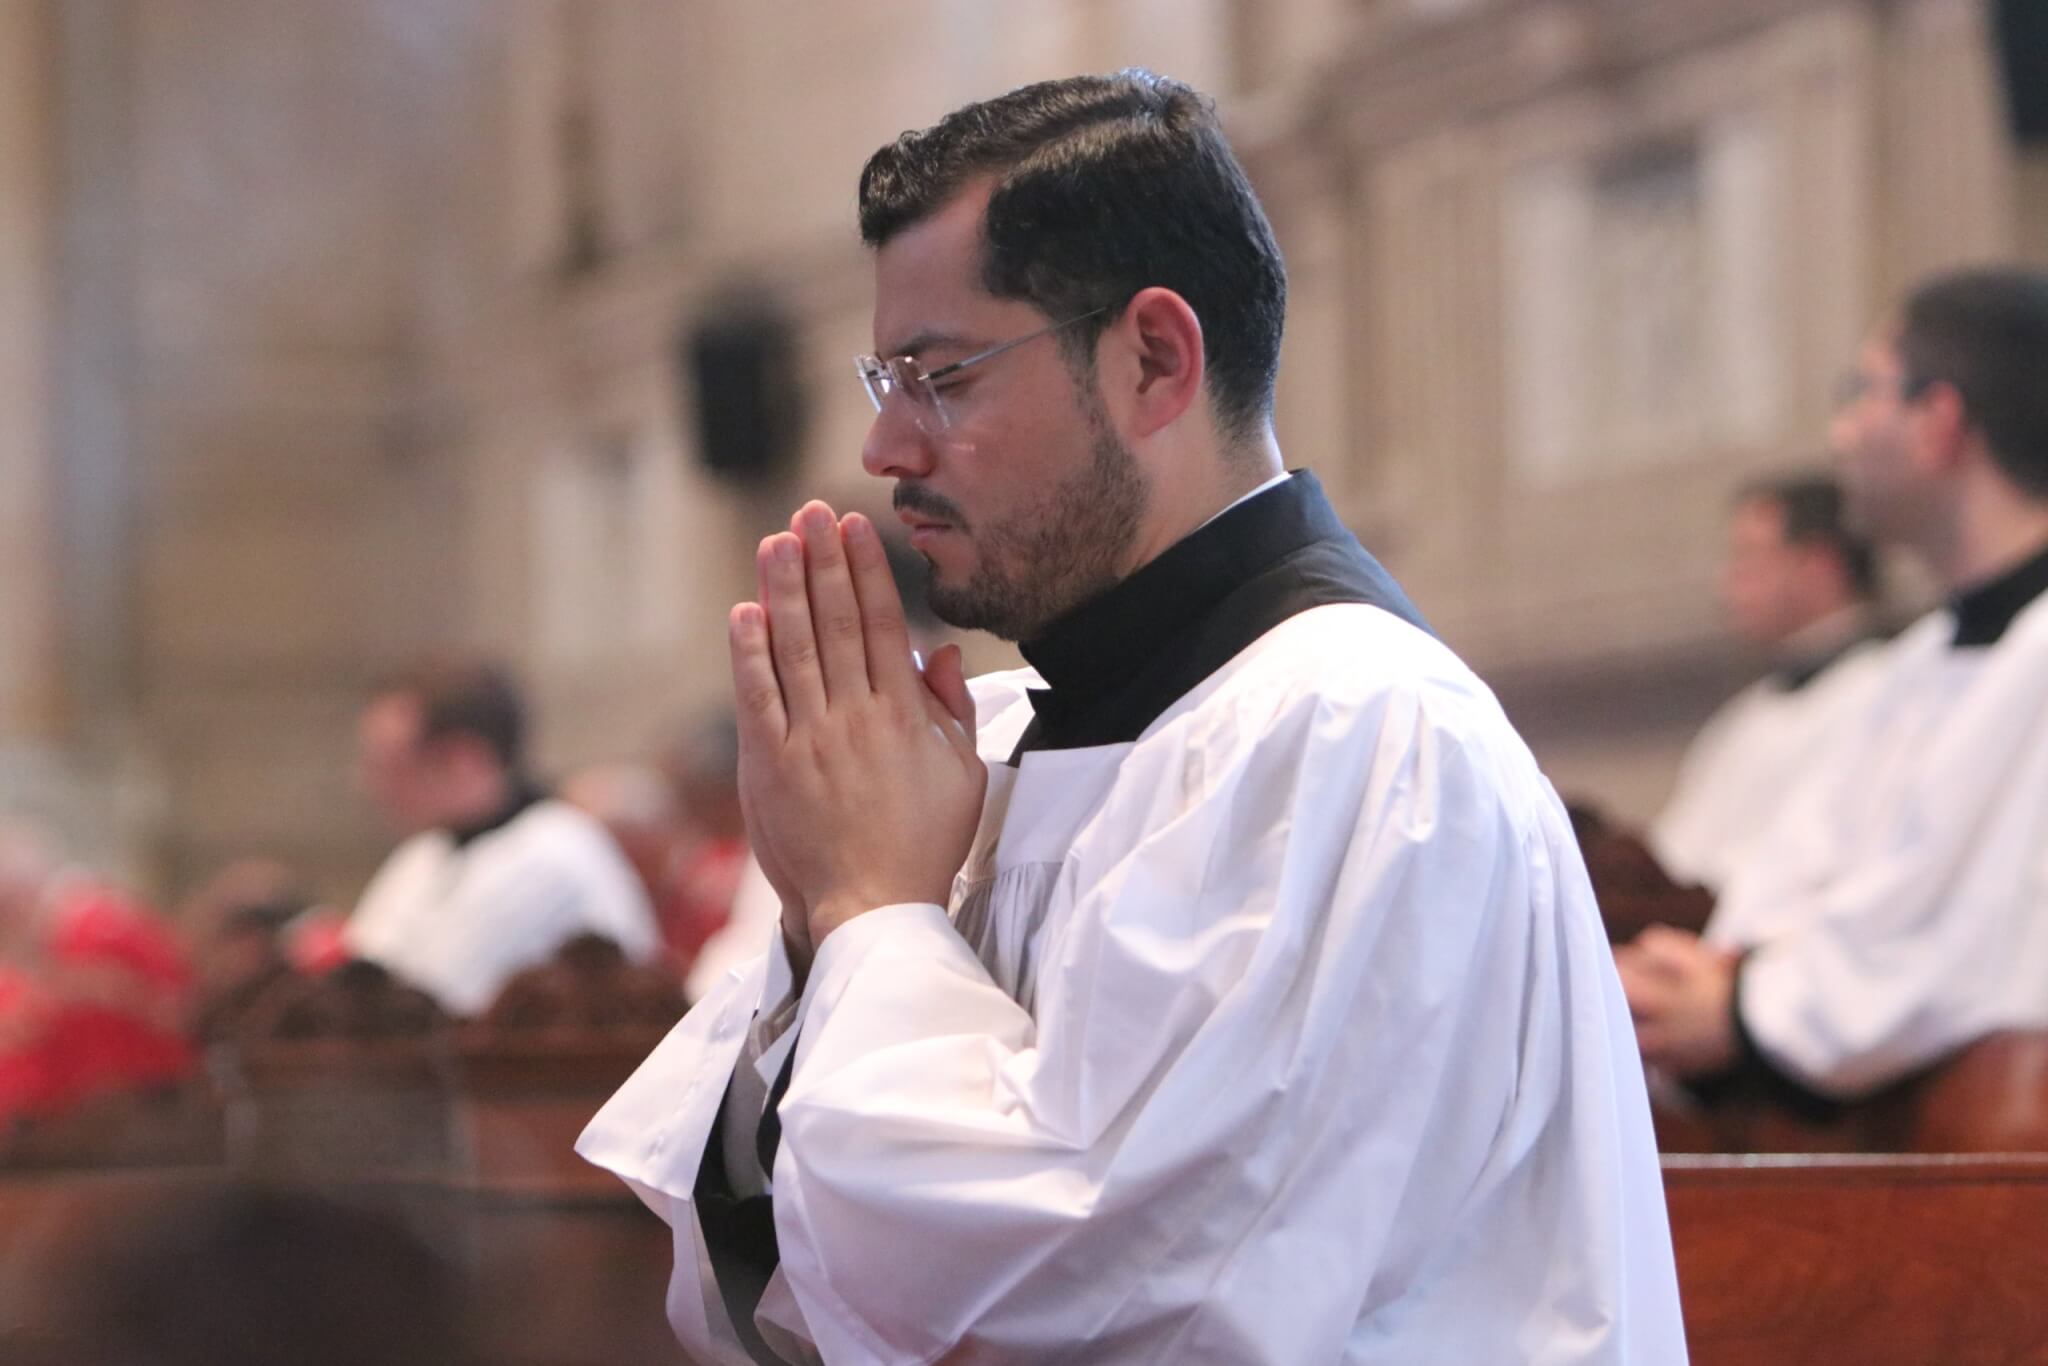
[775,537,800,563]
[843,514,871,543]
[911,649,925,673]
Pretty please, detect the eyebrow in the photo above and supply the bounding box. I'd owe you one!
[881,329,982,361]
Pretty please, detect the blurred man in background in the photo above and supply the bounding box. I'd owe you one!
[1623,267,2048,1101]
[1648,473,1887,892]
[342,658,658,1017]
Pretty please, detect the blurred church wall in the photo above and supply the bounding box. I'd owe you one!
[0,0,2033,902]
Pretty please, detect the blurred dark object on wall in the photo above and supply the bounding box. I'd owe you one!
[1995,0,2048,143]
[684,288,808,485]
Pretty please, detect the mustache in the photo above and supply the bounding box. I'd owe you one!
[892,483,969,531]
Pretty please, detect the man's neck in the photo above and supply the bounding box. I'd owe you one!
[439,771,528,842]
[1772,603,1871,666]
[1197,470,1290,532]
[1936,473,2048,594]
[1127,434,1286,571]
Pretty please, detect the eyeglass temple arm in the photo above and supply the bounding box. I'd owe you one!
[924,305,1110,382]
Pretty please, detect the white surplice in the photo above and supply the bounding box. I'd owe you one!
[1648,640,1888,891]
[343,798,659,1016]
[579,603,1684,1364]
[1707,590,2048,1097]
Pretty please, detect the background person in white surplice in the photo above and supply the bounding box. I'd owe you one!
[343,658,658,1016]
[1648,473,1888,894]
[1622,268,2048,1100]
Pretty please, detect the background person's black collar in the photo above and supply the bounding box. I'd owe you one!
[1011,471,1428,756]
[1950,538,2048,648]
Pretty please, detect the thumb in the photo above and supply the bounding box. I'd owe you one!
[922,643,976,735]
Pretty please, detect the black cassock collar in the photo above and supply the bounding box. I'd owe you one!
[1950,538,2048,649]
[1012,470,1428,758]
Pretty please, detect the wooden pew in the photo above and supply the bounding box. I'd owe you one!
[11,1077,2048,1362]
[1567,802,1715,943]
[0,1165,684,1366]
[1890,1031,2048,1152]
[0,939,689,1366]
[1655,1029,2048,1155]
[1664,1153,2048,1365]
[217,961,461,1181]
[455,933,681,1192]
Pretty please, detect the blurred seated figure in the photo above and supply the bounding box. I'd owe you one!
[478,931,685,1034]
[0,826,196,1131]
[1621,268,2048,1110]
[342,658,659,1017]
[1647,473,1888,893]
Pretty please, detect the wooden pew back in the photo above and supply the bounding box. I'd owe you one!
[1656,1029,2048,1155]
[1665,1153,2048,1365]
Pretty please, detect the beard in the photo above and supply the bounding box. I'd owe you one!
[908,399,1151,642]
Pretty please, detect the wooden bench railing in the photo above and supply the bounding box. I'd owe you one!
[1656,1030,2048,1155]
[0,1166,686,1366]
[6,947,2047,1364]
[1665,1153,2048,1365]
[0,940,690,1365]
[8,1147,2046,1366]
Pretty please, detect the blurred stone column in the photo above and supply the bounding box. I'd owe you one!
[0,0,62,741]
[2020,155,2048,263]
[1878,0,2017,293]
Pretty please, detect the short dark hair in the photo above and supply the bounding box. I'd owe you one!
[858,69,1288,445]
[1736,472,1878,600]
[377,658,527,773]
[1896,267,2048,498]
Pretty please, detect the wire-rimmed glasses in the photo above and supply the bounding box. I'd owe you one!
[855,306,1109,435]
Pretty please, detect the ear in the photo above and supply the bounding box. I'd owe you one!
[1791,541,1848,601]
[439,733,500,775]
[1908,380,1973,476]
[1100,287,1206,440]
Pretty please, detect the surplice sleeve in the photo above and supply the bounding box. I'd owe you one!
[765,676,1581,1362]
[576,940,789,1365]
[1735,675,2048,1098]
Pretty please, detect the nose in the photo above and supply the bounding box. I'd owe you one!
[861,400,937,481]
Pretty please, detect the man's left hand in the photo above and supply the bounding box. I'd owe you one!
[729,501,987,971]
[1616,925,1740,1077]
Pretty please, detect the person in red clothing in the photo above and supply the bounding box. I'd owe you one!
[0,829,195,1127]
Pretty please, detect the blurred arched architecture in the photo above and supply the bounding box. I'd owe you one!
[0,0,2035,898]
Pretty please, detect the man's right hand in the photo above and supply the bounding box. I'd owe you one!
[741,501,987,983]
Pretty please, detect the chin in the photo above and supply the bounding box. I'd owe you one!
[920,541,975,588]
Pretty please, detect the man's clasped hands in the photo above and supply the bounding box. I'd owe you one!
[728,502,988,983]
